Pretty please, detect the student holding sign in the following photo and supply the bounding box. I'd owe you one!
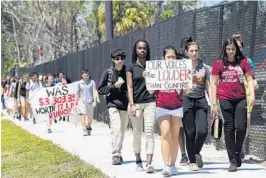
[146,46,183,176]
[182,41,211,171]
[211,38,255,172]
[126,40,156,173]
[26,72,42,124]
[98,49,128,165]
[77,70,98,136]
[44,74,55,133]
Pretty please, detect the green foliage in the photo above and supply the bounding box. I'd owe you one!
[1,120,105,178]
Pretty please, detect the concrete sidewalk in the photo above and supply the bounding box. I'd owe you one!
[4,117,266,178]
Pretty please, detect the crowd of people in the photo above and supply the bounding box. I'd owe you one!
[1,33,258,176]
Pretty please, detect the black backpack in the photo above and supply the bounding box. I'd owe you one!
[104,68,114,104]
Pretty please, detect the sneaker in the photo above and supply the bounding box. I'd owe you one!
[86,126,92,131]
[240,150,245,161]
[228,160,237,172]
[236,152,242,167]
[146,164,155,173]
[189,163,200,171]
[119,156,123,163]
[170,165,178,175]
[17,115,21,121]
[112,156,121,165]
[180,154,189,165]
[136,160,143,172]
[83,129,89,136]
[33,117,36,124]
[54,119,57,123]
[48,129,52,133]
[162,165,171,177]
[195,154,203,168]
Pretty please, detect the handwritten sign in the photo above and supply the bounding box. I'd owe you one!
[30,82,79,121]
[145,59,193,90]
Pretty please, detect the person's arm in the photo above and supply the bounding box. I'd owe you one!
[205,66,212,104]
[17,82,21,100]
[126,71,137,116]
[127,71,134,105]
[210,75,219,106]
[92,81,100,104]
[92,81,98,105]
[245,73,255,107]
[210,60,221,118]
[98,70,116,95]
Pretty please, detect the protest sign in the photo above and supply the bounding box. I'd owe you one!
[30,82,79,121]
[145,59,193,90]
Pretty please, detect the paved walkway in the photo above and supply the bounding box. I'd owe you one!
[4,116,266,178]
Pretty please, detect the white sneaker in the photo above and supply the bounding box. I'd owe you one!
[162,165,171,177]
[170,165,178,175]
[146,164,155,173]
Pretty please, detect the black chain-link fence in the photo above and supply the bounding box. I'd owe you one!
[17,1,266,160]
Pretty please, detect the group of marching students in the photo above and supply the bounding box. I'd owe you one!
[1,33,258,176]
[97,33,258,176]
[1,72,70,133]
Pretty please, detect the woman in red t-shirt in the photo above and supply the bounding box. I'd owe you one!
[147,46,183,176]
[211,38,255,172]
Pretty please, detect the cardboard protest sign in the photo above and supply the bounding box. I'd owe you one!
[30,82,79,121]
[145,59,193,90]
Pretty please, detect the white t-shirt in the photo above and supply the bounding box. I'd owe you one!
[26,81,41,99]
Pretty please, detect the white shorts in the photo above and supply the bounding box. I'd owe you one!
[77,100,94,117]
[20,96,26,101]
[156,107,183,119]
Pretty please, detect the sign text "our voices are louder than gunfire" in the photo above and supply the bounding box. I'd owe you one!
[145,59,193,90]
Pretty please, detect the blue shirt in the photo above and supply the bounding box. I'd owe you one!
[77,79,96,104]
[247,58,255,71]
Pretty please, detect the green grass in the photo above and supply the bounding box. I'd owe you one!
[1,120,106,178]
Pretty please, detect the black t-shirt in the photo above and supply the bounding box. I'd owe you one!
[20,82,27,97]
[126,63,156,104]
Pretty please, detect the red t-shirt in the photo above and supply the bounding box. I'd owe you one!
[156,89,183,110]
[211,59,251,100]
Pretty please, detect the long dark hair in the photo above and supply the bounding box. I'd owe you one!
[131,40,151,63]
[163,46,178,58]
[218,38,245,67]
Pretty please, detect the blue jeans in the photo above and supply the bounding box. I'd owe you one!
[1,94,6,110]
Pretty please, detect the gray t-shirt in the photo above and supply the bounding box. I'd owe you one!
[77,79,96,104]
[184,60,210,98]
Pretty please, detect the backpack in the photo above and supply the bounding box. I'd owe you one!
[104,68,114,104]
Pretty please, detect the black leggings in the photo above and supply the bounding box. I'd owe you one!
[219,99,247,162]
[182,96,208,163]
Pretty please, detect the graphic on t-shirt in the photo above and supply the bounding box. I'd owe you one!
[221,65,244,83]
[184,63,209,95]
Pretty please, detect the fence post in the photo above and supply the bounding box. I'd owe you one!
[250,1,258,60]
[219,5,224,50]
[192,11,197,40]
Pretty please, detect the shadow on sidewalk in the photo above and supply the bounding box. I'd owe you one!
[204,161,227,165]
[122,160,147,165]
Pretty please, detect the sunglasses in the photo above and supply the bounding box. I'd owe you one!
[114,56,125,61]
